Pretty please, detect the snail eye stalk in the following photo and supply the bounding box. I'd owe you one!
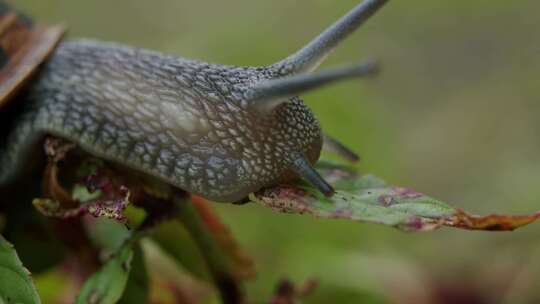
[247,0,388,113]
[275,0,388,75]
[248,61,378,113]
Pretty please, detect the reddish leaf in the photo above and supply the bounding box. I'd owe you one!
[191,195,255,280]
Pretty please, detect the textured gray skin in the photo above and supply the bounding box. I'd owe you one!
[0,40,322,202]
[0,0,388,202]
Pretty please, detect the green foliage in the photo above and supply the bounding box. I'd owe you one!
[10,0,540,302]
[2,158,539,303]
[253,174,453,231]
[0,235,40,304]
[75,240,136,304]
[151,220,211,281]
[251,161,540,231]
[118,246,149,304]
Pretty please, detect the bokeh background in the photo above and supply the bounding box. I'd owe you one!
[16,0,540,303]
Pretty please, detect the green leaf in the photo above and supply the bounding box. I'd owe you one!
[118,246,148,304]
[75,240,135,304]
[0,235,41,304]
[85,217,131,254]
[151,220,212,281]
[2,209,66,273]
[250,160,540,231]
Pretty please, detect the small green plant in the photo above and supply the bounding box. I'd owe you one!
[0,137,538,303]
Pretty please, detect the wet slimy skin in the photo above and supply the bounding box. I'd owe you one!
[0,0,388,202]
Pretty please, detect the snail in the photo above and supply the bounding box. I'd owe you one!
[0,0,389,203]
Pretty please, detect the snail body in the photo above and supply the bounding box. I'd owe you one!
[0,0,388,202]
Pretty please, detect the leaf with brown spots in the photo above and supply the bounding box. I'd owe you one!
[250,161,540,232]
[33,185,132,223]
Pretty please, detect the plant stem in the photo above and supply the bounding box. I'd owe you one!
[172,192,244,304]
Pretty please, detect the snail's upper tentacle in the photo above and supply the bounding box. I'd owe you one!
[273,0,388,75]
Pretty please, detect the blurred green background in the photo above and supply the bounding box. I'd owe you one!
[16,0,540,302]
